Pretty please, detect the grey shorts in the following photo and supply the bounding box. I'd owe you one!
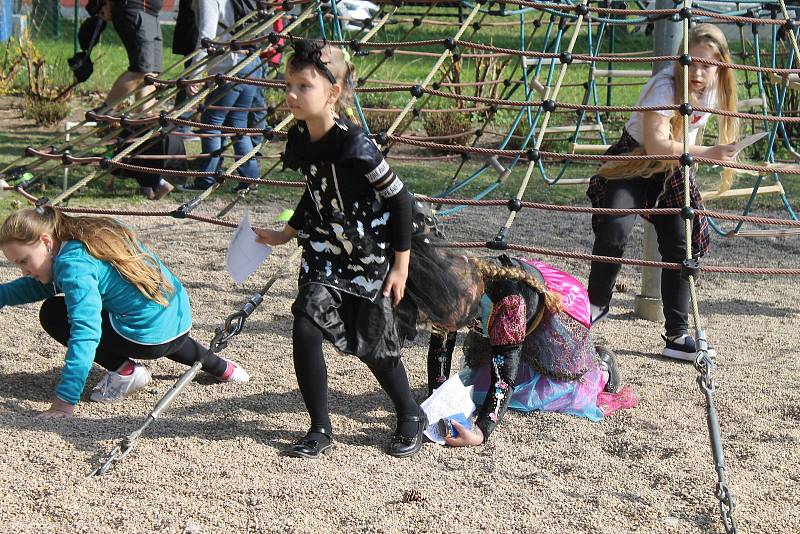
[111,7,163,73]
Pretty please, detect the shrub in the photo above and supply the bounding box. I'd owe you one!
[422,111,473,146]
[23,96,70,126]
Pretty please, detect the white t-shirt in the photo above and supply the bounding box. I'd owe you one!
[625,64,717,146]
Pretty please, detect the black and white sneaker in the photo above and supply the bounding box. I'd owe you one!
[661,334,697,361]
[590,303,610,326]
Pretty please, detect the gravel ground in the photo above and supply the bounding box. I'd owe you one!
[0,198,797,534]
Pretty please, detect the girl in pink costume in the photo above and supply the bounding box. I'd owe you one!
[406,238,637,447]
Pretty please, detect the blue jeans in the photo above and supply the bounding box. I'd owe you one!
[247,61,267,148]
[196,82,259,188]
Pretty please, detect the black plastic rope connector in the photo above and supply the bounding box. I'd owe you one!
[679,153,694,167]
[533,19,542,28]
[200,37,212,48]
[681,206,696,221]
[262,127,274,141]
[383,48,394,58]
[214,170,226,184]
[443,37,456,50]
[119,114,130,129]
[681,258,700,281]
[679,103,693,116]
[410,84,424,97]
[100,157,111,169]
[452,52,461,62]
[679,7,692,20]
[507,198,522,212]
[34,197,50,214]
[432,81,441,90]
[541,99,557,112]
[268,32,280,45]
[575,3,589,16]
[349,39,361,53]
[214,73,226,86]
[159,111,170,128]
[679,54,692,66]
[266,105,276,115]
[460,152,469,162]
[411,107,421,117]
[784,18,797,33]
[503,78,511,87]
[559,52,573,65]
[172,203,189,218]
[486,229,508,250]
[356,77,366,87]
[143,74,156,86]
[376,131,389,146]
[412,17,422,27]
[61,150,71,165]
[282,0,291,10]
[24,146,35,157]
[472,22,481,31]
[527,148,540,162]
[391,0,402,7]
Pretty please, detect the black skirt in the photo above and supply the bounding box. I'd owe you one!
[292,283,418,366]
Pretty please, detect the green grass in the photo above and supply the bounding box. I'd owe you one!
[0,7,795,220]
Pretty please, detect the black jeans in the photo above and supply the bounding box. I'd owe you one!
[587,176,690,337]
[39,296,227,376]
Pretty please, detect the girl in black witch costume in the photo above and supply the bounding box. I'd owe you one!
[255,40,426,459]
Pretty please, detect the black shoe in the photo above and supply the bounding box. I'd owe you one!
[177,182,213,192]
[387,410,428,458]
[286,426,334,459]
[596,345,622,393]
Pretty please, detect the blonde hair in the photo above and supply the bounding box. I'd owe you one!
[287,42,356,118]
[470,257,564,315]
[0,206,174,306]
[599,23,739,188]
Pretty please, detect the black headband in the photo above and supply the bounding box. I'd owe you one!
[289,39,337,85]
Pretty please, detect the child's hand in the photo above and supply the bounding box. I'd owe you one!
[383,265,408,306]
[35,398,75,420]
[705,143,737,161]
[254,225,297,246]
[383,250,410,306]
[444,420,484,447]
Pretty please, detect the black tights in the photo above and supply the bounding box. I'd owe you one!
[292,314,419,436]
[39,296,228,377]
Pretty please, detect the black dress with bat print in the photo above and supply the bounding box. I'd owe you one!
[283,118,415,364]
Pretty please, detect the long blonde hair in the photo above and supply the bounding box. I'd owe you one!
[599,23,739,188]
[470,258,564,315]
[0,206,174,306]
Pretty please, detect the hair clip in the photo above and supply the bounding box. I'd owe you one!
[34,197,50,215]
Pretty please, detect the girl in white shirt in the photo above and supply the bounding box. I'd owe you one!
[586,24,739,361]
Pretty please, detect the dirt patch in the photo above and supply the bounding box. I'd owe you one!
[0,198,798,533]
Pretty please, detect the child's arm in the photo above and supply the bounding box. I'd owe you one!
[383,249,409,306]
[254,190,309,245]
[0,277,56,308]
[643,112,737,161]
[254,224,299,246]
[38,255,105,418]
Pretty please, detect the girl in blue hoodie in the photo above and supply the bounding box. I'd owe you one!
[0,205,249,419]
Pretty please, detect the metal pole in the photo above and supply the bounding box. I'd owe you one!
[634,0,681,322]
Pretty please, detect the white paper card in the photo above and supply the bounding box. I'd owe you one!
[226,208,272,284]
[731,131,768,155]
[420,374,476,445]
